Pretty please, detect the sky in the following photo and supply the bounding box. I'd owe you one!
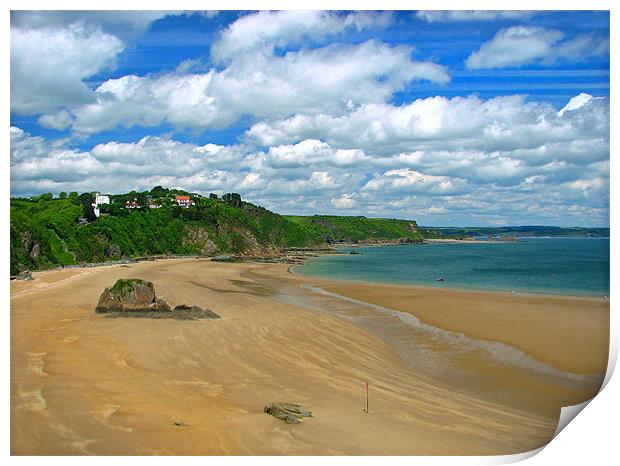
[9,10,610,226]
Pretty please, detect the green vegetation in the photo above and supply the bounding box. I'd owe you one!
[10,188,330,274]
[284,215,423,243]
[110,278,153,296]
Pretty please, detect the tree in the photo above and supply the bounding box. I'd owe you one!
[36,193,54,201]
[78,192,93,205]
[223,193,242,207]
[59,192,68,199]
[82,203,97,222]
[150,186,169,198]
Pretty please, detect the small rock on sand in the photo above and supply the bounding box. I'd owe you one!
[264,402,313,424]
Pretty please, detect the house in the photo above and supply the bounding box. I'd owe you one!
[175,195,195,207]
[95,194,110,205]
[91,192,110,218]
[148,203,162,209]
[124,199,140,209]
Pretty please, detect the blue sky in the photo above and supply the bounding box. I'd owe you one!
[10,10,610,226]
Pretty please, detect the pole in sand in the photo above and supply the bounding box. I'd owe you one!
[363,382,369,414]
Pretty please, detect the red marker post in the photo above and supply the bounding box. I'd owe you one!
[363,381,369,414]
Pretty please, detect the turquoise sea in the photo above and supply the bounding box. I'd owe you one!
[296,237,610,297]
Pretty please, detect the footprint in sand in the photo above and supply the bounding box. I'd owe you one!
[25,352,48,376]
[19,389,48,414]
[93,404,134,433]
[170,380,224,397]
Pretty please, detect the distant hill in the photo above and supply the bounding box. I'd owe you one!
[284,215,423,244]
[419,225,610,239]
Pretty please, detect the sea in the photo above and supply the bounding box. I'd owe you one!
[295,237,610,297]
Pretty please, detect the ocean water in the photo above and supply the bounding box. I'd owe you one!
[296,237,610,297]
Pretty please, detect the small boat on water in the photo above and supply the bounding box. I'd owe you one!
[436,277,445,282]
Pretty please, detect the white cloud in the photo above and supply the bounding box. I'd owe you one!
[364,168,466,195]
[331,194,357,209]
[10,120,609,226]
[11,23,124,114]
[11,11,188,38]
[64,40,448,134]
[211,10,393,63]
[557,92,601,117]
[38,110,75,130]
[466,26,608,69]
[416,11,535,22]
[10,11,216,116]
[246,93,609,158]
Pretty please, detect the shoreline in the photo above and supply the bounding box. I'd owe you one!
[289,276,609,375]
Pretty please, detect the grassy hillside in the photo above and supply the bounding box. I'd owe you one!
[284,215,423,243]
[10,189,324,275]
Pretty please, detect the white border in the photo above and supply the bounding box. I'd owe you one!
[2,1,616,464]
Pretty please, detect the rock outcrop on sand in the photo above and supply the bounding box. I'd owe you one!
[95,279,171,313]
[12,270,33,281]
[264,403,313,424]
[95,279,220,320]
[172,304,220,319]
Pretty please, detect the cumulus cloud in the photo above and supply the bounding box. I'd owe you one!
[38,110,75,130]
[466,26,609,69]
[18,9,446,134]
[364,168,466,195]
[10,11,217,116]
[416,11,535,22]
[11,11,189,38]
[11,89,610,225]
[211,10,393,63]
[331,194,357,209]
[246,93,609,158]
[10,23,124,114]
[64,40,448,134]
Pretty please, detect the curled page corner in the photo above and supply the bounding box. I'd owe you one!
[492,325,617,465]
[553,398,593,438]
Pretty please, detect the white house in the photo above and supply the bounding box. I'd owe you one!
[95,193,110,205]
[92,192,111,218]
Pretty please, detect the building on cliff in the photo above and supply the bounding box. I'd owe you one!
[175,195,195,207]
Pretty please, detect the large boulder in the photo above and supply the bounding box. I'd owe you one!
[95,279,171,313]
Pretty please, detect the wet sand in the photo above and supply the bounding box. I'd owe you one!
[10,259,609,455]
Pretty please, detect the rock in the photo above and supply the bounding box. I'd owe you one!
[200,240,218,255]
[105,243,122,258]
[211,255,236,262]
[264,402,313,424]
[95,279,171,313]
[13,270,33,281]
[28,242,41,259]
[173,304,220,319]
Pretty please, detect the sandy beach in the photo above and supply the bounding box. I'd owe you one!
[10,258,609,455]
